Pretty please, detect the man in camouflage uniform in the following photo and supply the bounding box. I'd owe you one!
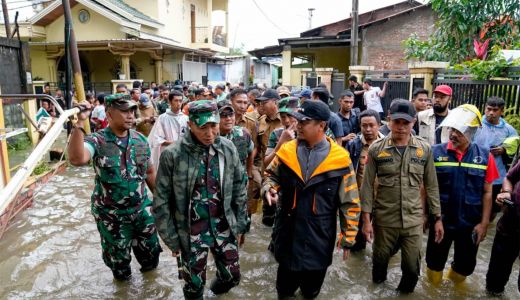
[155,85,170,115]
[153,100,248,300]
[264,97,299,167]
[218,100,254,173]
[68,94,162,280]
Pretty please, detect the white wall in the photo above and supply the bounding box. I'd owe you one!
[182,60,207,82]
[226,58,247,84]
[253,61,272,87]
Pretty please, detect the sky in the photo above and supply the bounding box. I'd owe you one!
[228,0,427,51]
[1,0,426,51]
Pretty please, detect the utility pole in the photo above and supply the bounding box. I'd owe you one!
[308,8,315,30]
[350,0,359,66]
[1,0,11,38]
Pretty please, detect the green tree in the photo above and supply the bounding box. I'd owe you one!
[404,0,520,63]
[225,43,246,56]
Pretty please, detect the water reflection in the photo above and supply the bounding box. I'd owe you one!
[0,166,518,299]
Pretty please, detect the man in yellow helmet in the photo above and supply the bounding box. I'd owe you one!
[426,104,500,286]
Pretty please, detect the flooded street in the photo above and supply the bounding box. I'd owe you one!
[0,165,519,299]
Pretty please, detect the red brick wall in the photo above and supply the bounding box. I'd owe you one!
[361,7,435,70]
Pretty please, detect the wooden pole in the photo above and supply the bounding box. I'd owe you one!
[1,0,11,38]
[62,0,90,133]
[350,0,359,66]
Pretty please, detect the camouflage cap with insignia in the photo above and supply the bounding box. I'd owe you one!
[105,93,137,111]
[188,100,220,127]
[278,96,300,114]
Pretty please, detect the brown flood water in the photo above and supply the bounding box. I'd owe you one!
[0,165,519,299]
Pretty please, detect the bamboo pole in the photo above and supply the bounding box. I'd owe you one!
[62,0,90,134]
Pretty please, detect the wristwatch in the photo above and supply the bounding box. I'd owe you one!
[433,215,442,223]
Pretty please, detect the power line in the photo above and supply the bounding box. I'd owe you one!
[0,0,52,11]
[250,0,290,35]
[6,0,40,4]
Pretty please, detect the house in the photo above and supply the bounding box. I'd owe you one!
[212,55,277,88]
[0,0,230,92]
[249,1,435,89]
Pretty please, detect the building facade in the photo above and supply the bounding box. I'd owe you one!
[249,1,435,89]
[1,0,230,92]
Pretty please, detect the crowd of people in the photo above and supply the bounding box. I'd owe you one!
[64,76,520,299]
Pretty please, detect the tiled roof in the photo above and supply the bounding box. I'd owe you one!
[102,0,161,25]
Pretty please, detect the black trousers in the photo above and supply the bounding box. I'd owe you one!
[276,265,327,299]
[486,211,520,294]
[426,226,479,276]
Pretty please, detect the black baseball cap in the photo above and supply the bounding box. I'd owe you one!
[290,100,330,122]
[389,99,416,122]
[256,89,281,101]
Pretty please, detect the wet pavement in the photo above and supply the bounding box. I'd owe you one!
[0,165,519,299]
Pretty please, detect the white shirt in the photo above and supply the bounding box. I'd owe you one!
[148,110,189,170]
[91,105,106,121]
[363,87,383,113]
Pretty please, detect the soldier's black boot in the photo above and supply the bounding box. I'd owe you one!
[112,266,132,281]
[182,287,203,300]
[139,254,160,273]
[209,278,237,295]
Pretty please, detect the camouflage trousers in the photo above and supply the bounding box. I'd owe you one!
[94,205,162,277]
[181,228,240,299]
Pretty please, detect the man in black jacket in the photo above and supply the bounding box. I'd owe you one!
[262,100,361,298]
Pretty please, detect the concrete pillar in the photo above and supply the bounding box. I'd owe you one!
[155,59,163,84]
[207,0,213,45]
[348,65,374,82]
[47,57,58,82]
[23,99,39,146]
[0,87,10,188]
[282,45,292,86]
[224,9,229,47]
[112,80,142,94]
[120,54,131,80]
[408,61,450,100]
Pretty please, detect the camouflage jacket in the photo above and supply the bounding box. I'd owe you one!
[84,127,151,215]
[221,126,254,166]
[153,131,248,254]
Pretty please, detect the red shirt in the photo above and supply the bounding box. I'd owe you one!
[446,141,499,184]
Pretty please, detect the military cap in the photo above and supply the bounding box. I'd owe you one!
[217,99,235,114]
[188,100,220,127]
[105,93,137,110]
[278,97,300,114]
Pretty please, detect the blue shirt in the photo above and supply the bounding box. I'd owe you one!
[474,117,518,185]
[337,108,360,136]
[328,113,344,138]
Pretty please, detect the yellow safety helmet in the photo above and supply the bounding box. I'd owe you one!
[439,104,482,142]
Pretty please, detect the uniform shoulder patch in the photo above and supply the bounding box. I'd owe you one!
[377,150,392,158]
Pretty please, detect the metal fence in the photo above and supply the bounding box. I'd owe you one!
[434,67,520,114]
[366,69,411,114]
